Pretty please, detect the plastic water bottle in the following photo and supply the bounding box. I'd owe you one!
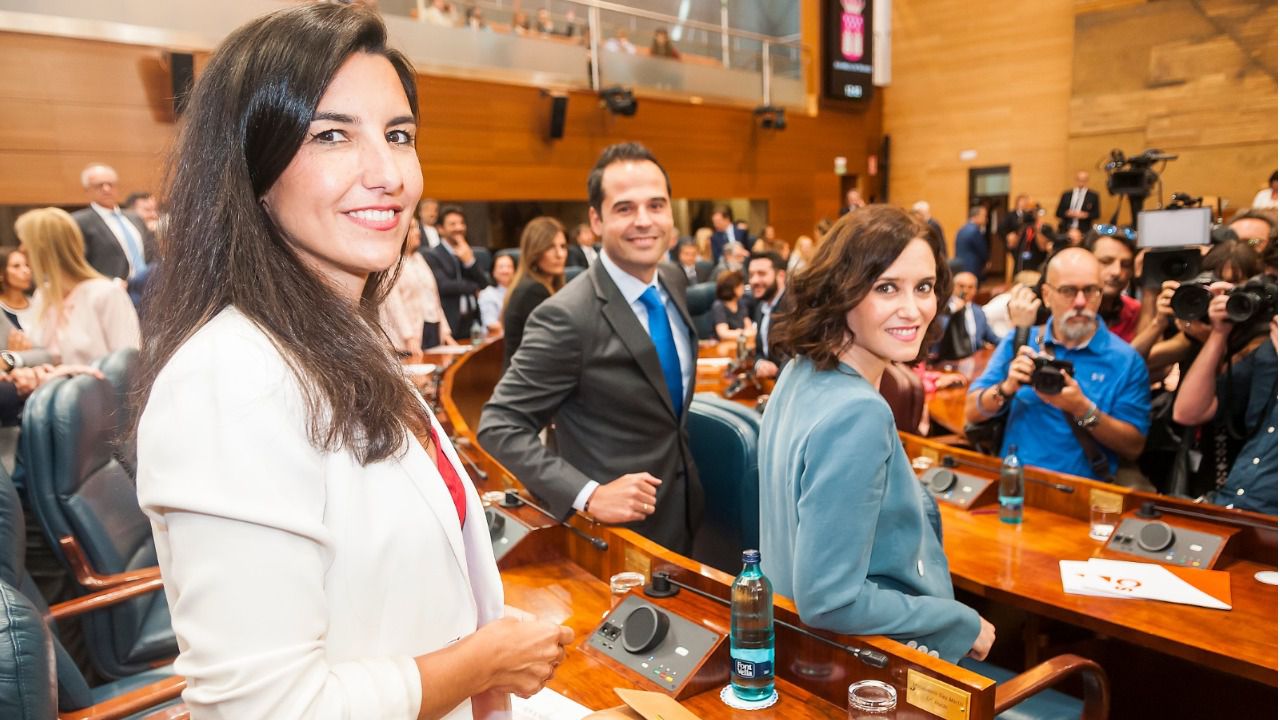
[469,320,485,346]
[999,445,1024,524]
[730,549,774,701]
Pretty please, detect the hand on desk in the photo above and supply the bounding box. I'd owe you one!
[587,473,662,524]
[473,615,574,699]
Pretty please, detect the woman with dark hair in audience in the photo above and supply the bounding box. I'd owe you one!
[502,216,567,366]
[132,5,570,718]
[709,270,753,341]
[759,205,995,663]
[650,28,680,59]
[0,247,36,331]
[14,207,139,364]
[380,217,455,352]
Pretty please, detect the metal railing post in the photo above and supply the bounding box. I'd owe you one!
[720,3,730,68]
[761,40,771,107]
[588,5,601,91]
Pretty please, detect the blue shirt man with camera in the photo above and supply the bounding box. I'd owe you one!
[965,248,1150,481]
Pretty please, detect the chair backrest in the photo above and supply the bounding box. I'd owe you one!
[0,578,58,719]
[93,348,140,473]
[688,394,761,574]
[19,374,171,679]
[878,362,924,434]
[685,282,717,340]
[695,259,715,280]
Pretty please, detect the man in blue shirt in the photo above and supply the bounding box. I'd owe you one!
[954,205,989,278]
[965,248,1150,480]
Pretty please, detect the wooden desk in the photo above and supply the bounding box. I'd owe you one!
[903,435,1279,689]
[926,348,994,436]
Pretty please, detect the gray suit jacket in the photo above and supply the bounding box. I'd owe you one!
[70,207,157,281]
[478,260,703,553]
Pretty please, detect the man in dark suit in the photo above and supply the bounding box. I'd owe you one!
[935,271,1002,359]
[565,223,600,269]
[478,143,702,553]
[954,205,990,278]
[709,205,749,265]
[1054,170,1100,233]
[674,239,711,285]
[747,252,788,378]
[70,164,156,281]
[424,205,489,335]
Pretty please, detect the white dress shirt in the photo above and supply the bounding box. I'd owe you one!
[572,252,694,511]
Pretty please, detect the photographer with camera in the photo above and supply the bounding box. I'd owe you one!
[1171,281,1276,515]
[965,248,1150,482]
[1002,195,1054,275]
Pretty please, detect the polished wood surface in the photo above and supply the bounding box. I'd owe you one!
[902,435,1279,687]
[926,347,994,436]
[437,337,1137,719]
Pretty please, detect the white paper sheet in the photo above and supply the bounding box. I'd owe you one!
[1059,558,1230,610]
[511,687,593,720]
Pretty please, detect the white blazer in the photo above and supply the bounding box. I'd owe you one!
[137,307,505,719]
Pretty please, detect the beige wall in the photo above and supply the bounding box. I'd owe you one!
[884,0,1277,250]
[883,0,1076,247]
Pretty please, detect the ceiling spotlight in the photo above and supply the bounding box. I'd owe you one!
[600,86,638,116]
[754,105,786,130]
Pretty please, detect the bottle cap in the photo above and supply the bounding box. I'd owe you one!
[742,549,761,564]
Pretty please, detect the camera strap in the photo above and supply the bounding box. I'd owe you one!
[1041,339,1115,483]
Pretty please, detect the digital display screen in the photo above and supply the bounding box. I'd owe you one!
[823,0,874,104]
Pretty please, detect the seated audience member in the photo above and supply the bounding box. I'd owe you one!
[426,204,489,336]
[134,6,572,717]
[502,217,567,367]
[421,0,457,27]
[604,27,635,53]
[966,248,1150,482]
[953,205,989,278]
[760,206,994,663]
[936,271,1000,359]
[714,240,749,277]
[1252,170,1277,210]
[694,227,713,261]
[479,252,515,333]
[1173,285,1276,515]
[565,223,599,268]
[464,6,487,30]
[983,270,1041,338]
[748,252,789,379]
[650,28,680,58]
[534,8,556,35]
[1084,227,1140,342]
[674,239,709,284]
[380,219,454,352]
[0,247,37,331]
[14,208,139,365]
[787,235,815,274]
[710,271,753,341]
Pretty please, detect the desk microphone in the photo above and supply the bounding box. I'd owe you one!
[450,440,490,483]
[499,490,609,551]
[942,455,1074,494]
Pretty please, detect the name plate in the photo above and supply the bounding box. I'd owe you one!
[907,668,971,720]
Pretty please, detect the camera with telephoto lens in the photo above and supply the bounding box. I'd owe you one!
[1030,357,1074,395]
[1225,275,1277,324]
[1170,272,1216,323]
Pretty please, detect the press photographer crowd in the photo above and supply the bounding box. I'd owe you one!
[940,158,1277,516]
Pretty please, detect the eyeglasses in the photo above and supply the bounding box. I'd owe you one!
[1043,283,1103,302]
[1093,224,1136,241]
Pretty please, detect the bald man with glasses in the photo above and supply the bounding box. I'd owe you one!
[965,248,1150,483]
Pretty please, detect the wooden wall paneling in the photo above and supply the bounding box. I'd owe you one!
[882,0,1075,254]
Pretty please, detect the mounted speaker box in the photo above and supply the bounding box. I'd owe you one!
[547,94,567,140]
[170,52,194,117]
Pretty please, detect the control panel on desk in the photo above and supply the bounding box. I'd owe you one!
[917,467,995,510]
[586,593,725,697]
[1105,516,1229,569]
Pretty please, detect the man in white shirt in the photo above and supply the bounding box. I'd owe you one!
[479,143,701,553]
[70,164,155,281]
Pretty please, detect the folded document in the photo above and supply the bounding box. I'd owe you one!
[1059,558,1231,610]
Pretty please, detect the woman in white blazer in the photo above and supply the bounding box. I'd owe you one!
[133,5,571,718]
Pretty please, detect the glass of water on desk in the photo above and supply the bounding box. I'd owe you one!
[1089,498,1122,541]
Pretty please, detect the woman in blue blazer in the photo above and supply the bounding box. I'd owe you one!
[759,206,995,663]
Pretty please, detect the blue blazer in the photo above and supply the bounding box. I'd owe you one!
[758,358,980,662]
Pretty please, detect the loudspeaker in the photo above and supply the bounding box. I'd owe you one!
[170,52,194,117]
[547,95,567,140]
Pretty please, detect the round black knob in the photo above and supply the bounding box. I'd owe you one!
[1137,521,1175,552]
[924,468,958,494]
[621,605,670,654]
[644,571,679,598]
[499,490,523,508]
[1136,501,1162,519]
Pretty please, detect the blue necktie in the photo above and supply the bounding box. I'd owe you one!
[111,211,145,276]
[638,286,683,416]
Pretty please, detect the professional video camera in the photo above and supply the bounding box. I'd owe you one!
[1103,148,1178,226]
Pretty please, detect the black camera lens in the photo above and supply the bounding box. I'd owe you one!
[1171,284,1212,322]
[1225,290,1259,323]
[1032,371,1065,395]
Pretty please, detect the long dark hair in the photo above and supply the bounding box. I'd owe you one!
[774,205,950,370]
[134,3,427,465]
